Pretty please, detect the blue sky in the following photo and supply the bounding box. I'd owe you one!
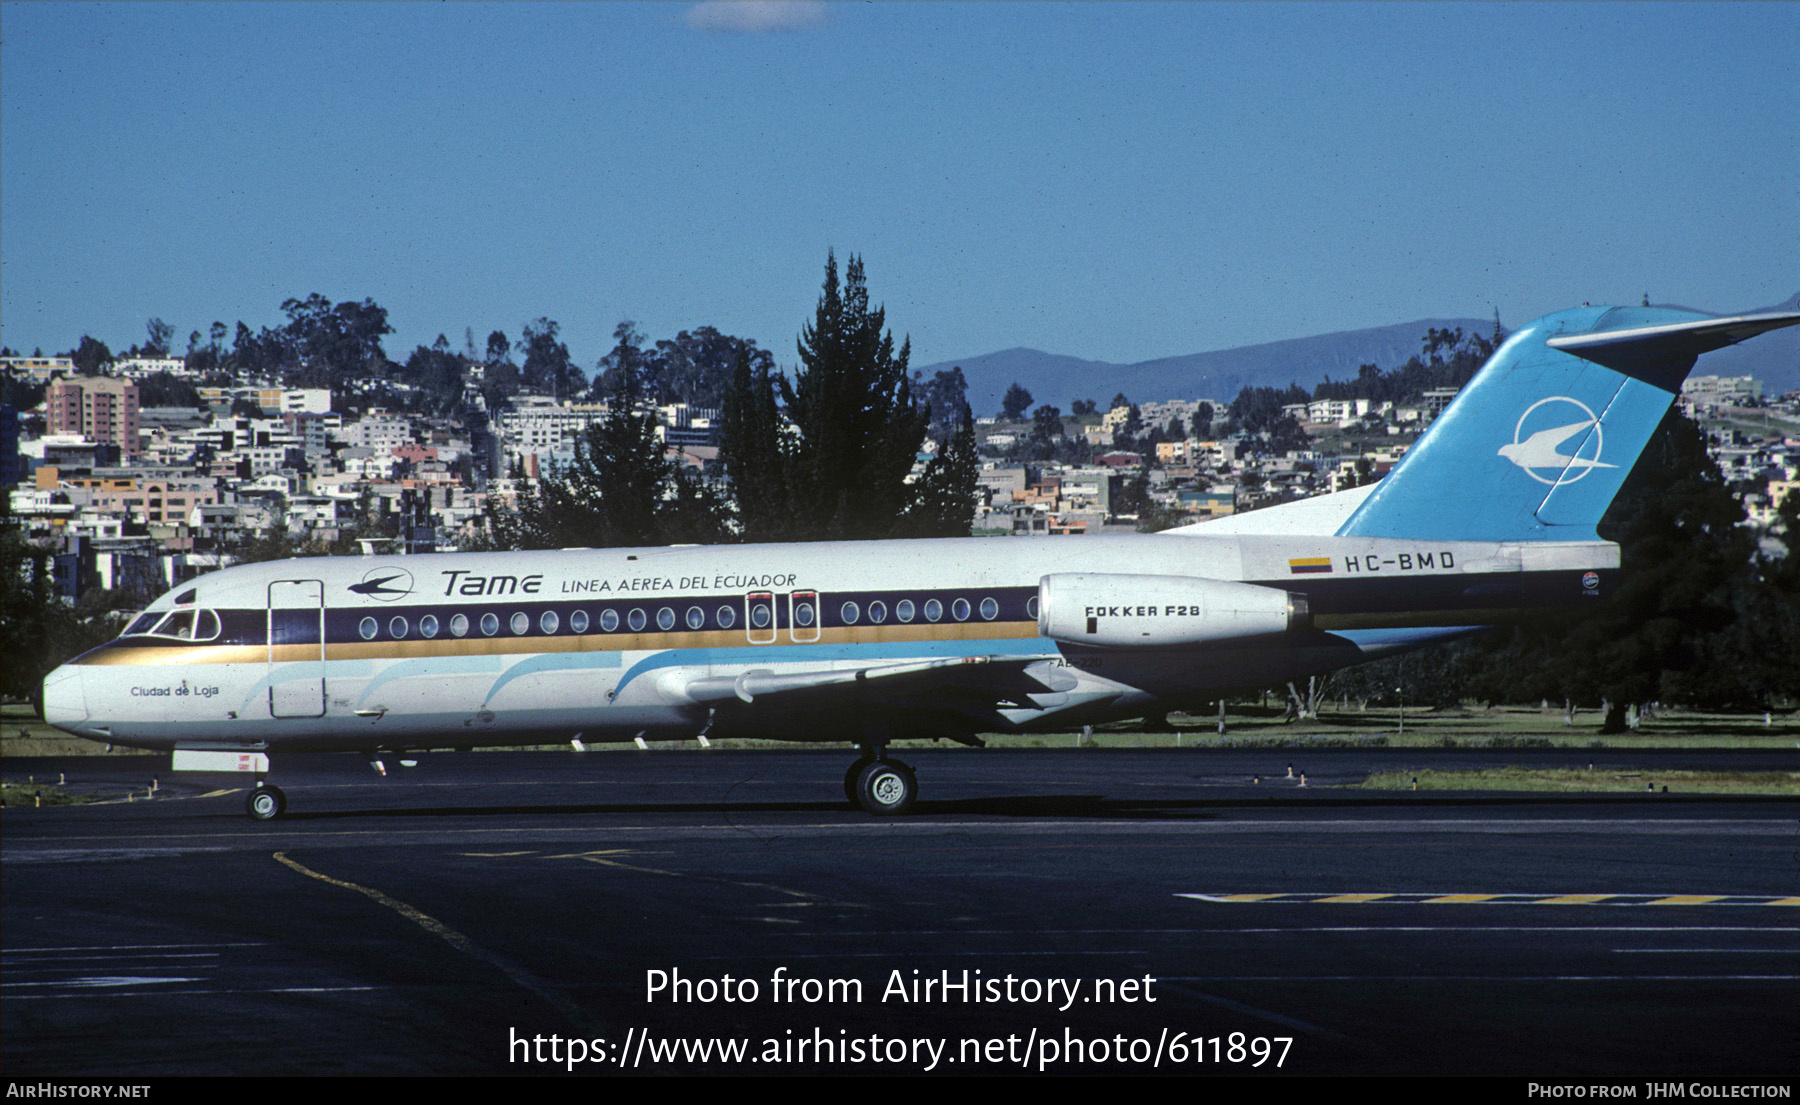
[3,1,1795,371]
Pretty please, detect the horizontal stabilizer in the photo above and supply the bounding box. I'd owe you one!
[1545,311,1800,392]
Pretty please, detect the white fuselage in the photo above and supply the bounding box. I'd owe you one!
[42,532,1613,755]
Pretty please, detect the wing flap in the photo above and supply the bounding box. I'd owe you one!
[674,655,1075,709]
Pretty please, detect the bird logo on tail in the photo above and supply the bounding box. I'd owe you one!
[1499,397,1616,486]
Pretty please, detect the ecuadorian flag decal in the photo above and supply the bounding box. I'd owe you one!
[1288,557,1333,575]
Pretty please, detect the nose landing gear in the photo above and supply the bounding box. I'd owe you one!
[246,783,286,820]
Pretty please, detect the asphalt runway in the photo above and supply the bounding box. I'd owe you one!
[4,747,1796,1077]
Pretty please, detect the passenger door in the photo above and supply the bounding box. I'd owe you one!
[268,580,326,718]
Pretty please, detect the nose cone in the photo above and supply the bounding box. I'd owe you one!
[41,665,88,729]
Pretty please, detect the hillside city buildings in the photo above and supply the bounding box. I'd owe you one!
[3,353,1796,612]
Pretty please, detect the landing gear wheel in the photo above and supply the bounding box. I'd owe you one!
[854,759,916,816]
[247,784,286,821]
[844,757,874,805]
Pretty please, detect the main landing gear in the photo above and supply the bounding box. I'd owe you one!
[844,746,916,815]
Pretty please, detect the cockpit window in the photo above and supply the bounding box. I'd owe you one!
[121,609,222,642]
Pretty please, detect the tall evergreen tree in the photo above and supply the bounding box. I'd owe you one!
[901,401,980,537]
[780,252,930,541]
[718,343,790,541]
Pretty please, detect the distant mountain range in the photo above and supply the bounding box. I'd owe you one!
[917,293,1799,416]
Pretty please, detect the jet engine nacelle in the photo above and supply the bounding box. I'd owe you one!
[1037,573,1309,648]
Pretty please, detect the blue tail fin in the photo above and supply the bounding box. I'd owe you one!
[1336,306,1800,542]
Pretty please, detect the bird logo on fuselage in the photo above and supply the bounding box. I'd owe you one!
[1499,397,1616,486]
[349,566,415,600]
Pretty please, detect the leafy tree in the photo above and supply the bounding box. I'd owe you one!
[482,335,728,549]
[1314,327,1500,406]
[279,294,393,389]
[1000,382,1033,421]
[136,372,203,408]
[1109,392,1131,412]
[400,335,471,413]
[71,335,113,375]
[3,378,46,410]
[1137,502,1188,533]
[521,317,584,399]
[481,330,521,409]
[1070,398,1097,418]
[1113,468,1151,519]
[144,318,175,358]
[916,367,970,435]
[650,326,769,409]
[1191,402,1213,439]
[779,252,930,541]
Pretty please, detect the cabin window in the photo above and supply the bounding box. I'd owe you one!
[122,612,161,637]
[389,616,409,639]
[540,611,560,634]
[601,609,621,633]
[794,600,815,628]
[715,605,737,629]
[952,598,971,622]
[420,615,439,639]
[868,601,888,624]
[896,600,915,623]
[359,617,378,641]
[510,612,530,635]
[628,608,647,632]
[570,610,589,634]
[980,597,999,621]
[656,607,676,632]
[450,613,470,638]
[923,599,943,623]
[841,601,860,625]
[685,606,704,630]
[749,604,770,629]
[481,613,500,637]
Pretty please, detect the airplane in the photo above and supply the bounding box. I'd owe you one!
[36,304,1800,819]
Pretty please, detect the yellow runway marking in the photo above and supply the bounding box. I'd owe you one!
[272,851,589,1025]
[1180,892,1794,907]
[573,854,820,900]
